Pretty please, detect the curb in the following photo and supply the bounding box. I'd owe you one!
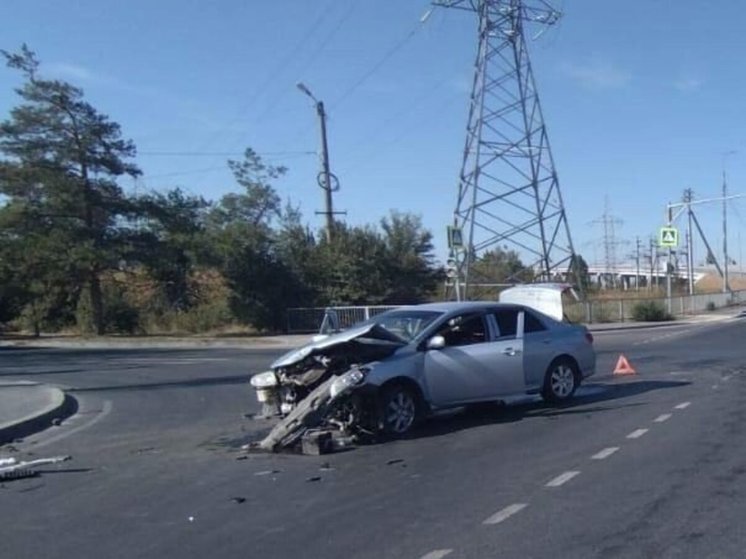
[589,321,688,333]
[0,387,78,446]
[589,313,735,333]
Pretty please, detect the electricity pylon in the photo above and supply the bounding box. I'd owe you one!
[436,0,581,299]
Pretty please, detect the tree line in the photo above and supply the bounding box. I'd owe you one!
[0,46,555,336]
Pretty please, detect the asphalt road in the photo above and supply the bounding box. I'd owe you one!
[1,318,745,559]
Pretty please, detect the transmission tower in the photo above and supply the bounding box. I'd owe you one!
[590,198,624,288]
[437,0,581,299]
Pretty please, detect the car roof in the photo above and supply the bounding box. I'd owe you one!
[396,301,521,313]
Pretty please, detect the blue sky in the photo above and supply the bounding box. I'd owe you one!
[2,0,746,268]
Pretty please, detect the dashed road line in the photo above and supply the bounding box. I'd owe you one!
[546,471,580,487]
[653,413,672,423]
[591,447,620,460]
[627,428,649,439]
[674,401,691,410]
[482,503,528,525]
[420,549,453,559]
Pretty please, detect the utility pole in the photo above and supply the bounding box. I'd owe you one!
[635,236,641,291]
[648,237,656,290]
[684,188,695,295]
[297,82,341,242]
[665,204,674,312]
[722,171,730,293]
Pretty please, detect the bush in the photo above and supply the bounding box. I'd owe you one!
[632,301,673,322]
[102,285,141,334]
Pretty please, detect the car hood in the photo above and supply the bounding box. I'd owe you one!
[271,323,407,369]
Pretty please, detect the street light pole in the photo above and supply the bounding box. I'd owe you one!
[297,82,336,242]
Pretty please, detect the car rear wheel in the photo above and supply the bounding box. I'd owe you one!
[541,358,579,403]
[379,384,420,437]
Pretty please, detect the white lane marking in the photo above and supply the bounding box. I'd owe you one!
[674,402,691,410]
[420,550,453,559]
[654,414,672,423]
[591,447,619,460]
[29,400,113,450]
[546,471,580,487]
[482,503,528,525]
[627,428,649,439]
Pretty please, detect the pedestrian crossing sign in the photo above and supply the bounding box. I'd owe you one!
[659,226,678,247]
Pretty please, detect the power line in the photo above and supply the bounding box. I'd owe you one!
[190,0,337,155]
[140,166,227,180]
[330,4,433,109]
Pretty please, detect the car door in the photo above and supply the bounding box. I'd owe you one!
[520,309,557,389]
[423,311,525,407]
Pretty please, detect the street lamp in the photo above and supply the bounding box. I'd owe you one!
[297,82,336,242]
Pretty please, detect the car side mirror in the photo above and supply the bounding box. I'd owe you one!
[427,335,446,350]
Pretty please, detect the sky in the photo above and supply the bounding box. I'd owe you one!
[2,0,746,269]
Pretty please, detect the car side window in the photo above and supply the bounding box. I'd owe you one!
[492,309,519,339]
[524,311,547,334]
[436,314,488,347]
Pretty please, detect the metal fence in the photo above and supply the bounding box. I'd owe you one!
[287,290,746,332]
[286,305,399,334]
[565,289,746,323]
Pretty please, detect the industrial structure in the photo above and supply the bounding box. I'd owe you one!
[437,0,580,299]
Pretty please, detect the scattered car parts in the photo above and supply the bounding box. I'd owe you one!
[0,455,71,481]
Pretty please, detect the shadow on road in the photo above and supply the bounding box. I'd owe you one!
[406,379,690,441]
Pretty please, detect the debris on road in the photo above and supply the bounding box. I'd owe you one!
[305,476,322,483]
[301,430,333,455]
[254,469,281,476]
[230,497,246,504]
[0,455,71,481]
[386,459,404,466]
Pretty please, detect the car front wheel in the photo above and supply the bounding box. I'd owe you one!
[541,358,579,403]
[379,384,420,437]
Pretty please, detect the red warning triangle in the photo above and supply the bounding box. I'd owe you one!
[613,354,636,375]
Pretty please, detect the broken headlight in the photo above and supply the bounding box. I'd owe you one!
[329,368,366,399]
[250,371,278,389]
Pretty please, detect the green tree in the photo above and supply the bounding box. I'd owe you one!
[138,188,210,311]
[315,224,391,305]
[380,210,441,303]
[470,246,533,284]
[0,45,142,334]
[205,149,301,331]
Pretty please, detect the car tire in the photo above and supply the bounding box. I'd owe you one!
[541,358,579,403]
[378,383,420,437]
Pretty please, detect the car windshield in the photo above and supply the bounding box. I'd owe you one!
[367,309,443,342]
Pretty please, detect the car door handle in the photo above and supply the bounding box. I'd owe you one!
[502,348,521,356]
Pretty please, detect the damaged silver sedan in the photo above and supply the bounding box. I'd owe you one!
[249,302,595,452]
